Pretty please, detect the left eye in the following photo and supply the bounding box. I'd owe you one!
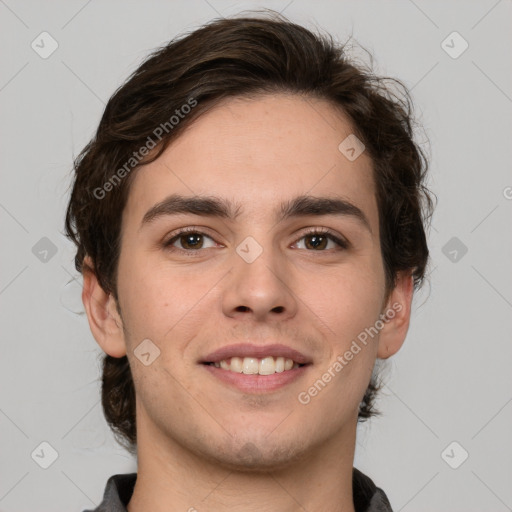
[293,231,347,251]
[164,229,347,252]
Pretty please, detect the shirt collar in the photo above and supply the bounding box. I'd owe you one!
[84,468,392,512]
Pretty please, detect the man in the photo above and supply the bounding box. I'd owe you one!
[65,11,433,512]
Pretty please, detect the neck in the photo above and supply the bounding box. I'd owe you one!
[127,415,357,512]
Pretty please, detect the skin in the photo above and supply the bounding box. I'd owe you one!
[83,93,413,512]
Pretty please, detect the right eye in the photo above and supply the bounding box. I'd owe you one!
[163,228,219,252]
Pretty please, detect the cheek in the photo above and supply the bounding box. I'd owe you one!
[295,260,385,343]
[117,255,220,352]
[298,271,383,413]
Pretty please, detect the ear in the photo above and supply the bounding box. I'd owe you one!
[81,256,127,358]
[377,271,414,359]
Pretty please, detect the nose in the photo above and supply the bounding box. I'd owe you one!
[221,241,298,323]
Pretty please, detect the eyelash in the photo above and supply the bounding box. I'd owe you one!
[162,226,349,256]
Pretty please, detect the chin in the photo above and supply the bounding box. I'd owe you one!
[195,433,313,473]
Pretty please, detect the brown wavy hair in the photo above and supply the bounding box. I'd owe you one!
[65,11,434,454]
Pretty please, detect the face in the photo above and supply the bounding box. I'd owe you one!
[86,93,411,470]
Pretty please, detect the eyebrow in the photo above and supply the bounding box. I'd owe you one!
[140,193,371,233]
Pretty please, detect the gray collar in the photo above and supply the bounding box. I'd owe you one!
[84,468,393,511]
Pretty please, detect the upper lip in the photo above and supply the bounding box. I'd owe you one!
[201,343,312,365]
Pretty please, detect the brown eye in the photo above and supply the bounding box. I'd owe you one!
[164,230,217,251]
[177,233,204,250]
[304,233,329,250]
[294,230,348,251]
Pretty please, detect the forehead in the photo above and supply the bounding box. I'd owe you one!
[123,93,378,229]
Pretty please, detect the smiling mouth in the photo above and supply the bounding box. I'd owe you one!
[203,356,308,375]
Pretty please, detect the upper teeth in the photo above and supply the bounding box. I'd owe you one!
[212,356,299,375]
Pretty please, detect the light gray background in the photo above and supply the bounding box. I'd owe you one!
[1,1,511,511]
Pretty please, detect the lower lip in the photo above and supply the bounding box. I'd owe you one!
[202,364,310,393]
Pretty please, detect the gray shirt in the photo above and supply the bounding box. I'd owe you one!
[83,468,393,511]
